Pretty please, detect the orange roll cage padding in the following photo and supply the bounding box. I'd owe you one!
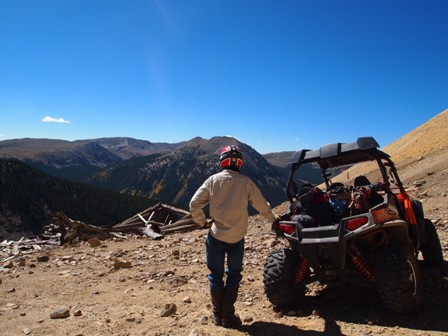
[396,193,417,225]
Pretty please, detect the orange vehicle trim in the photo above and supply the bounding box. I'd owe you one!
[396,193,417,225]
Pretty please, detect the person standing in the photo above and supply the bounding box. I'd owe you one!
[189,145,278,328]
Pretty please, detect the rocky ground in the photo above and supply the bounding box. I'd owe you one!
[0,213,446,336]
[1,117,448,335]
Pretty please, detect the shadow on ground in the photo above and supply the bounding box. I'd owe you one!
[241,319,347,336]
[263,261,448,335]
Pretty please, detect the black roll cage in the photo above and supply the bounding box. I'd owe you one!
[286,137,406,203]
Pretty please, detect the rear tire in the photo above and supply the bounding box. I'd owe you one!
[374,244,422,314]
[420,219,444,267]
[263,249,305,308]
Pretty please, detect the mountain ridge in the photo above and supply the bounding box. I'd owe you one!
[0,136,288,239]
[87,136,287,209]
[0,137,184,182]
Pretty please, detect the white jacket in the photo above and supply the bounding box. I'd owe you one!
[189,169,276,243]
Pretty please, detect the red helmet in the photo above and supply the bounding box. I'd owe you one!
[219,145,243,170]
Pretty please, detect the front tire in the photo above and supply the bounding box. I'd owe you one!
[263,249,305,308]
[374,244,422,314]
[420,219,444,267]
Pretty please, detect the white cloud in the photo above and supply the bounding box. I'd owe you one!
[41,116,71,124]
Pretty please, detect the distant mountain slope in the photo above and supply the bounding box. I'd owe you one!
[0,136,288,212]
[263,151,295,167]
[263,151,325,185]
[0,137,180,182]
[0,137,178,160]
[91,137,181,160]
[87,136,288,209]
[0,158,155,240]
[263,151,294,178]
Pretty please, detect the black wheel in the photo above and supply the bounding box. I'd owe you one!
[420,219,444,267]
[263,249,306,308]
[374,244,422,314]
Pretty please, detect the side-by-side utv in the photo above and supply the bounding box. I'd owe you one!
[263,137,444,314]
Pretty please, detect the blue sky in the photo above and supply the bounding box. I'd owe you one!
[1,1,447,154]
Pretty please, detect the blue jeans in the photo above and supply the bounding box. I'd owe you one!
[206,232,244,290]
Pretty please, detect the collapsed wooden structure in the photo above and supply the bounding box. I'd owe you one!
[112,203,197,239]
[1,203,200,262]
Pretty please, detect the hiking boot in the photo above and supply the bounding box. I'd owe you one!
[210,288,224,326]
[221,286,242,328]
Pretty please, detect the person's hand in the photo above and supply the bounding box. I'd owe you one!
[271,214,281,231]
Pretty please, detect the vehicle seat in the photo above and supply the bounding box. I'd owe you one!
[295,184,334,226]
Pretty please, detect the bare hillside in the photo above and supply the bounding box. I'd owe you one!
[383,109,448,163]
